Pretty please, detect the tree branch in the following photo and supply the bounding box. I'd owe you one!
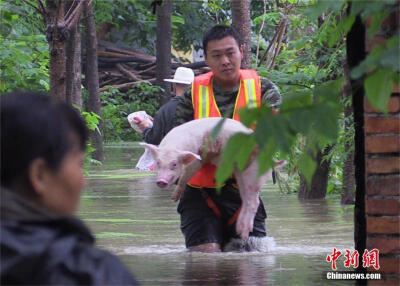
[116,63,141,81]
[257,23,280,67]
[65,0,86,30]
[99,79,156,92]
[56,0,64,26]
[21,0,45,17]
[267,16,288,69]
[255,0,268,66]
[64,0,77,21]
[36,0,46,16]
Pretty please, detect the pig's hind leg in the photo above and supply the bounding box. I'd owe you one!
[172,160,202,202]
[235,159,286,239]
[234,159,262,240]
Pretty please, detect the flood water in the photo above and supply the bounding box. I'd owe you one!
[79,143,355,285]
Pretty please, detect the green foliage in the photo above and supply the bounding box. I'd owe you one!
[216,76,343,186]
[100,83,163,142]
[243,2,347,188]
[93,0,157,54]
[172,0,229,52]
[92,0,232,54]
[216,132,256,187]
[0,1,49,93]
[73,105,102,171]
[227,0,398,195]
[307,0,399,113]
[351,36,399,112]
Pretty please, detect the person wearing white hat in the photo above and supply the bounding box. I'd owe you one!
[139,67,194,145]
[164,66,195,98]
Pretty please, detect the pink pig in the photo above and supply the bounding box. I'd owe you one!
[140,117,286,240]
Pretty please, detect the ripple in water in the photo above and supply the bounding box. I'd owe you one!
[223,236,276,252]
[110,236,344,256]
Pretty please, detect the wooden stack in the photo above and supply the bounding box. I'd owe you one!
[96,40,208,92]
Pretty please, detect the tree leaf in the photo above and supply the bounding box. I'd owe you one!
[298,152,316,184]
[171,15,185,24]
[256,140,275,176]
[280,90,313,111]
[288,108,313,134]
[328,15,355,47]
[364,69,394,113]
[236,134,256,171]
[255,114,292,153]
[313,104,339,140]
[238,106,266,128]
[215,133,247,187]
[304,0,345,21]
[367,8,390,39]
[313,78,344,104]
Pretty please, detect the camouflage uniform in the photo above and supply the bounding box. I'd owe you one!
[174,77,281,126]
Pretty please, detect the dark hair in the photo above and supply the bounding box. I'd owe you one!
[1,91,88,187]
[202,25,242,55]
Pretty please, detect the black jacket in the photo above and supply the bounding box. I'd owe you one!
[0,189,138,285]
[143,97,180,145]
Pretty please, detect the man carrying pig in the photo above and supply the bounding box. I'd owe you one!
[174,25,281,252]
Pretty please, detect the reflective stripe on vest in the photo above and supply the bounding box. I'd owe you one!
[189,69,261,188]
[244,78,258,108]
[192,72,222,119]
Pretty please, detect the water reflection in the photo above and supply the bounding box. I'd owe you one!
[79,144,355,285]
[181,254,272,285]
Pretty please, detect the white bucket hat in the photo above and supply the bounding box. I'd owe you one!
[164,67,194,85]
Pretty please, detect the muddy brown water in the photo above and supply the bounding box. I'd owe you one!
[79,143,355,285]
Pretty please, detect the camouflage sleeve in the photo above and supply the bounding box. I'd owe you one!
[174,87,194,127]
[260,77,281,108]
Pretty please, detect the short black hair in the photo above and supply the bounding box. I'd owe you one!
[1,91,88,187]
[202,25,242,55]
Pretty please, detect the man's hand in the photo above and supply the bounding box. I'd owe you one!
[199,132,222,163]
[135,116,153,133]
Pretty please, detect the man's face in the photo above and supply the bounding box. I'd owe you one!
[39,144,86,216]
[205,36,243,88]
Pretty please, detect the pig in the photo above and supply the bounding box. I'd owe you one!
[140,117,286,240]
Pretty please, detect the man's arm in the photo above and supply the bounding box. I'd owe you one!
[260,77,281,108]
[173,87,194,126]
[142,110,165,145]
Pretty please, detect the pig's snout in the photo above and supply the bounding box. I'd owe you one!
[157,179,169,188]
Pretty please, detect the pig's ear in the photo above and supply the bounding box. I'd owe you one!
[178,151,201,165]
[139,142,159,158]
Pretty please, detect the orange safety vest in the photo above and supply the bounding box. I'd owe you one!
[188,69,261,188]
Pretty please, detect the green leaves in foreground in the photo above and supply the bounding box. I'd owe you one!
[215,78,343,185]
[215,132,256,188]
[351,36,399,113]
[364,69,395,112]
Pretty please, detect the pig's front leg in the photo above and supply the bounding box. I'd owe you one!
[172,160,202,202]
[234,159,261,240]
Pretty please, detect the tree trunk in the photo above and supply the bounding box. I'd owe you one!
[231,0,252,69]
[341,141,355,204]
[156,0,172,103]
[85,2,104,162]
[341,64,355,204]
[65,21,82,107]
[298,146,333,200]
[347,11,366,271]
[46,0,66,101]
[297,14,333,201]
